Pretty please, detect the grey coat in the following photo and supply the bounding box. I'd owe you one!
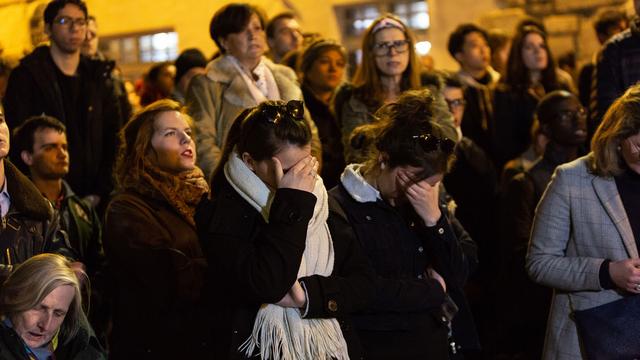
[526,154,636,360]
[185,55,321,179]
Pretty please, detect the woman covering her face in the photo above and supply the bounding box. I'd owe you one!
[330,89,480,359]
[103,99,211,358]
[0,253,105,359]
[186,3,321,180]
[198,100,375,359]
[527,84,640,359]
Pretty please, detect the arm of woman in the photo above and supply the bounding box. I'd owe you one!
[204,187,317,304]
[526,166,604,291]
[296,199,376,319]
[186,74,222,179]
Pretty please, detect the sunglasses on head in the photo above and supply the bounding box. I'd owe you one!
[412,134,456,155]
[259,100,305,125]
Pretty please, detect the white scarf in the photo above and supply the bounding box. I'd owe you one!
[228,55,281,105]
[224,152,350,360]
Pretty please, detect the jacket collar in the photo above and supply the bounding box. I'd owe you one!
[206,55,301,108]
[456,66,500,89]
[591,165,638,258]
[340,164,381,203]
[5,160,52,221]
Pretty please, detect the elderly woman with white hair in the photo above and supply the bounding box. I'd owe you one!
[0,253,105,359]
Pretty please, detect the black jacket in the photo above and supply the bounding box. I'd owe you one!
[3,46,124,200]
[196,178,375,359]
[0,319,105,360]
[303,85,346,189]
[0,160,72,284]
[329,183,480,359]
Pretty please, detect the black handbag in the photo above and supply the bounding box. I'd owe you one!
[572,294,640,359]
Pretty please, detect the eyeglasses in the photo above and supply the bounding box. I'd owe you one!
[372,40,410,56]
[258,100,305,125]
[445,98,466,110]
[558,107,587,124]
[53,16,88,28]
[412,134,456,155]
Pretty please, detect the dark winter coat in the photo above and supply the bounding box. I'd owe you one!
[329,182,480,360]
[103,189,210,359]
[196,177,375,359]
[0,160,71,284]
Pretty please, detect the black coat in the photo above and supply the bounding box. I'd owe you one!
[329,184,480,359]
[196,178,375,359]
[0,160,72,284]
[3,46,124,200]
[302,85,346,189]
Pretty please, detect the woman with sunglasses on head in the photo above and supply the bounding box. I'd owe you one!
[197,100,374,359]
[330,89,479,359]
[492,26,575,169]
[333,13,423,163]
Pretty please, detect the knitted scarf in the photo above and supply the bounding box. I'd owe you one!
[224,152,349,360]
[129,162,209,226]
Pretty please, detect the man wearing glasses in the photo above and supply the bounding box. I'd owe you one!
[3,0,124,210]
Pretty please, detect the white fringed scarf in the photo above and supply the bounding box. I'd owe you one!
[224,152,350,360]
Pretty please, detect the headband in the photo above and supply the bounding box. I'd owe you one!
[371,17,405,34]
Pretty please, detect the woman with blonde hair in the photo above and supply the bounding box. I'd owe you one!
[333,13,422,162]
[104,99,210,358]
[0,253,105,359]
[527,84,640,359]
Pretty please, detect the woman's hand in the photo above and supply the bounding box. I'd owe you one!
[609,258,640,293]
[272,156,318,193]
[426,267,447,293]
[275,281,307,308]
[398,171,441,226]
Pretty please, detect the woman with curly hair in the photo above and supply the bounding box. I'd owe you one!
[104,99,210,358]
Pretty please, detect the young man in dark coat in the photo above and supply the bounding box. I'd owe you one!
[2,0,124,207]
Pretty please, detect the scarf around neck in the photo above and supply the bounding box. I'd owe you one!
[224,151,349,360]
[228,55,281,105]
[129,162,209,226]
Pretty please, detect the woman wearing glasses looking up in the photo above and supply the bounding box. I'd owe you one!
[333,14,423,163]
[197,100,374,359]
[330,89,479,359]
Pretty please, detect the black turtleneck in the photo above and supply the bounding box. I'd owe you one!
[615,165,640,246]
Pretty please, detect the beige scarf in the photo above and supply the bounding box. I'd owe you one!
[225,152,349,360]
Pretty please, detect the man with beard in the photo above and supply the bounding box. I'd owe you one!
[3,0,123,209]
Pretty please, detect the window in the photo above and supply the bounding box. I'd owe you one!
[100,29,179,65]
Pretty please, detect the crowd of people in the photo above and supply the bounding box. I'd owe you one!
[0,0,639,359]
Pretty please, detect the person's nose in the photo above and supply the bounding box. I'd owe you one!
[37,312,53,332]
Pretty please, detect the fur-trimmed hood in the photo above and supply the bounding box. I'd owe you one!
[5,159,52,221]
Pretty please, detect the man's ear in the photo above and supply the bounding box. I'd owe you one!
[454,51,465,64]
[21,150,33,167]
[241,152,255,171]
[44,23,52,38]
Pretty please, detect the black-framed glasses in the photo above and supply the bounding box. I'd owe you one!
[445,98,466,110]
[372,40,410,56]
[558,107,587,124]
[413,134,456,155]
[53,16,88,28]
[259,100,305,125]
